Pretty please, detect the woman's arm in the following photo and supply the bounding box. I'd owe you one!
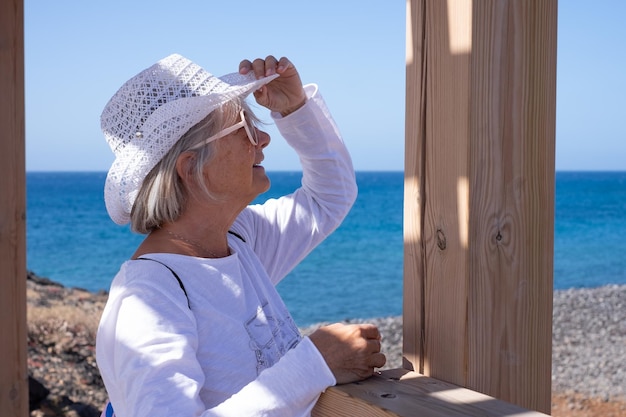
[232,84,357,284]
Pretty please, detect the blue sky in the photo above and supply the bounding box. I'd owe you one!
[25,0,625,172]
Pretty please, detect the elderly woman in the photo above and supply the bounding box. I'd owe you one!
[96,54,385,417]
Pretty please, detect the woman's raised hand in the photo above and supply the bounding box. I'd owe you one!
[239,55,307,117]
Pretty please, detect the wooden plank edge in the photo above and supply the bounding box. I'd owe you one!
[312,368,549,417]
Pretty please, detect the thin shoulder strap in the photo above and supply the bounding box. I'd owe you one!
[228,230,246,242]
[137,257,190,309]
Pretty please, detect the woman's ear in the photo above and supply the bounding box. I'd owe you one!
[175,152,197,186]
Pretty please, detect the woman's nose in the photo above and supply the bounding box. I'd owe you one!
[256,128,270,148]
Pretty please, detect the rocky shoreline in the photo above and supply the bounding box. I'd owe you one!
[27,272,108,417]
[26,272,626,416]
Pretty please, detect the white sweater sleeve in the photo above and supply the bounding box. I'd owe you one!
[205,338,333,416]
[232,84,358,284]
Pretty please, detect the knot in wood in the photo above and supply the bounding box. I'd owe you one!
[436,229,447,250]
[9,385,19,401]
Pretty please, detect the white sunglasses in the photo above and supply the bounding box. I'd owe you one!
[189,110,257,150]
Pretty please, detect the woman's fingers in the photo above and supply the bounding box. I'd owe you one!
[369,351,387,368]
[360,323,382,341]
[238,59,252,74]
[367,337,382,353]
[242,55,281,78]
[238,55,305,115]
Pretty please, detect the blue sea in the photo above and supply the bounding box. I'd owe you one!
[26,171,626,326]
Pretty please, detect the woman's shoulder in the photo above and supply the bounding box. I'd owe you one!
[105,257,196,317]
[109,256,192,297]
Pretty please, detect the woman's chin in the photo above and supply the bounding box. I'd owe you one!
[253,167,271,194]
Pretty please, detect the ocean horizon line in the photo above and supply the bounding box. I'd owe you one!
[25,169,626,174]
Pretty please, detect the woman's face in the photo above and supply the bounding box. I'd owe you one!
[202,111,271,204]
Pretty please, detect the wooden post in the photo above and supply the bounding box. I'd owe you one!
[403,0,556,413]
[0,0,28,416]
[314,1,555,415]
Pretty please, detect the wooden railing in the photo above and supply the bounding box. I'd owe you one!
[313,369,549,416]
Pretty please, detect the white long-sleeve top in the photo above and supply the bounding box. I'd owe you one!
[96,84,358,417]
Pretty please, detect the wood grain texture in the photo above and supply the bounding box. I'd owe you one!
[467,1,556,413]
[313,369,549,416]
[404,0,555,413]
[0,0,27,415]
[420,0,472,385]
[402,0,425,374]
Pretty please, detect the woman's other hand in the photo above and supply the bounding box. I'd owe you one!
[239,56,307,117]
[309,323,387,385]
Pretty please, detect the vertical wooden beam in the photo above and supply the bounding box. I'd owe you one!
[467,1,556,411]
[404,0,473,383]
[403,0,556,413]
[402,0,426,374]
[0,0,27,416]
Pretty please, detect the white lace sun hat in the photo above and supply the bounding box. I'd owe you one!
[101,54,279,225]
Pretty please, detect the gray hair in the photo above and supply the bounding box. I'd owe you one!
[130,98,258,234]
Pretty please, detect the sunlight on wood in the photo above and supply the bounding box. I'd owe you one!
[403,175,422,244]
[447,0,472,54]
[457,176,469,248]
